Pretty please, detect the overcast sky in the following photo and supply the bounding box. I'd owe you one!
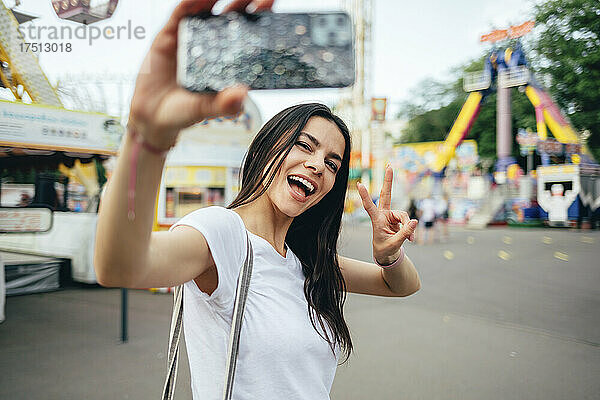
[5,0,539,122]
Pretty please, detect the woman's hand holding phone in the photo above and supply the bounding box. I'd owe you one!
[127,0,273,150]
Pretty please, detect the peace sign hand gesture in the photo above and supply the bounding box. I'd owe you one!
[357,166,418,266]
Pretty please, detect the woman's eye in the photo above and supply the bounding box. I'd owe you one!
[326,161,339,172]
[296,141,311,151]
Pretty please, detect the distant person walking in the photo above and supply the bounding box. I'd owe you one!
[435,194,449,241]
[408,198,420,244]
[418,196,436,244]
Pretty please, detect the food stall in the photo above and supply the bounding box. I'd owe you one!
[155,98,262,229]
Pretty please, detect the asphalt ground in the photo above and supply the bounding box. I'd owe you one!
[333,221,600,400]
[1,223,599,399]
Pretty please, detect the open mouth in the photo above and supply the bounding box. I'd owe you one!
[287,175,316,200]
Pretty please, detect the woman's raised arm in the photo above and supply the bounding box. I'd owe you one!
[93,0,271,288]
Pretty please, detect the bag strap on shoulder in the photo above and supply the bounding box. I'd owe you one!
[162,232,253,400]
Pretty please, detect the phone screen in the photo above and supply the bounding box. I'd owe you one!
[177,12,355,92]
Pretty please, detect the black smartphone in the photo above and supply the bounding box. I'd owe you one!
[177,11,355,92]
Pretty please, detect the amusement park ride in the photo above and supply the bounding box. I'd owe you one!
[428,21,599,228]
[432,21,593,174]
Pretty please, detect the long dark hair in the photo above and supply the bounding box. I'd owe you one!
[228,103,353,363]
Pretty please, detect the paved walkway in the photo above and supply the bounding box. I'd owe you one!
[1,225,599,399]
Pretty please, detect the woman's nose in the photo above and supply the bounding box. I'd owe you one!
[304,157,324,175]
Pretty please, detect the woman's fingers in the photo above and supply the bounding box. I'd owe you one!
[389,210,417,243]
[253,0,275,11]
[390,210,408,224]
[223,0,254,12]
[400,212,410,229]
[149,0,219,60]
[357,182,378,220]
[224,0,274,12]
[378,166,393,210]
[163,0,219,35]
[204,85,249,117]
[405,219,418,242]
[158,85,248,130]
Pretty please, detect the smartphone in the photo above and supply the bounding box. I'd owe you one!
[177,11,355,92]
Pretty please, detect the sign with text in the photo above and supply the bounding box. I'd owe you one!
[391,140,478,173]
[0,100,123,155]
[480,21,534,42]
[371,98,387,121]
[537,138,582,156]
[509,21,535,38]
[480,29,508,43]
[517,129,538,156]
[0,207,53,233]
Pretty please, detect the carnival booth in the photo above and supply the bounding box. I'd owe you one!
[155,98,262,229]
[0,100,123,289]
[537,164,580,226]
[579,164,600,228]
[534,162,600,227]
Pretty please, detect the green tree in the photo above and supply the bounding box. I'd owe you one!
[399,98,462,143]
[530,0,600,160]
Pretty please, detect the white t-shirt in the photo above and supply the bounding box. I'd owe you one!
[170,206,340,400]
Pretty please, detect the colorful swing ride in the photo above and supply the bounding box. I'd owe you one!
[431,21,594,175]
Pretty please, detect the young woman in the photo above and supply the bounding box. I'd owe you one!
[93,1,420,398]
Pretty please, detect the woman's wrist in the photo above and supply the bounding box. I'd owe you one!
[374,247,405,269]
[128,127,172,156]
[126,112,179,152]
[126,126,173,221]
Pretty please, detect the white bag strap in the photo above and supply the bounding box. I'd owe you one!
[162,232,253,400]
